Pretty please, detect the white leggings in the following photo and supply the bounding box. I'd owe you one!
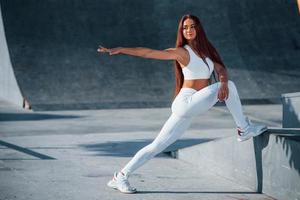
[121,80,248,176]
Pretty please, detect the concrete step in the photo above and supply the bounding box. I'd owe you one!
[173,129,300,200]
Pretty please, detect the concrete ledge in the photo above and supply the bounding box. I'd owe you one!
[259,130,300,199]
[174,129,300,200]
[282,92,300,98]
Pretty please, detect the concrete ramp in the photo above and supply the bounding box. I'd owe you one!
[1,0,299,110]
[0,6,23,107]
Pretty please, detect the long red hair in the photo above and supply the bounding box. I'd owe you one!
[174,14,226,97]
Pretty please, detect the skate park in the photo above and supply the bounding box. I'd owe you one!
[1,1,300,199]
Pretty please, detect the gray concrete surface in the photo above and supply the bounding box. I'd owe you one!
[0,6,23,107]
[1,0,299,110]
[282,92,300,128]
[177,128,300,200]
[0,101,281,199]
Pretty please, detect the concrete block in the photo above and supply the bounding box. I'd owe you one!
[177,135,258,191]
[176,129,300,200]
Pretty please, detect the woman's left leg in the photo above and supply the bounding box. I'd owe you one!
[224,81,249,129]
[181,81,249,129]
[188,80,265,140]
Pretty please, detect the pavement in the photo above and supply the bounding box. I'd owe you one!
[0,100,281,200]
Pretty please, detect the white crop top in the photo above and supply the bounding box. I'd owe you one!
[180,45,214,80]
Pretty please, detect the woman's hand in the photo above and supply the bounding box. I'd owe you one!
[97,46,122,55]
[218,82,229,102]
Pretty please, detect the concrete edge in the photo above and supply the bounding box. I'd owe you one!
[0,4,23,107]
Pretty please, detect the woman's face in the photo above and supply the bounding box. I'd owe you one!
[182,18,196,41]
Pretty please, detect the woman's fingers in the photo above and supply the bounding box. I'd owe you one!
[97,46,121,56]
[109,49,117,55]
[218,90,225,102]
[222,90,228,101]
[225,87,229,100]
[218,86,229,102]
[109,48,121,55]
[98,48,109,53]
[97,46,110,53]
[97,47,104,52]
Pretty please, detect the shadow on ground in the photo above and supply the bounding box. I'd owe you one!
[79,138,215,157]
[0,113,81,121]
[137,191,261,194]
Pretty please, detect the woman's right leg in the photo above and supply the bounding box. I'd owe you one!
[107,112,193,193]
[121,113,193,176]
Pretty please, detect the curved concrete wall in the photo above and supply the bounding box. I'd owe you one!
[1,0,300,110]
[0,5,23,107]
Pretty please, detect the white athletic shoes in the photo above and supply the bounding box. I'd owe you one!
[107,172,137,194]
[237,117,267,142]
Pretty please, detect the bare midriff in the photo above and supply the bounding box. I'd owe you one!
[182,79,210,91]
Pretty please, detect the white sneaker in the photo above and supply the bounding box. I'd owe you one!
[107,172,137,194]
[237,118,267,142]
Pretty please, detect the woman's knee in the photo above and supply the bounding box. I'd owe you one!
[228,80,235,88]
[172,106,186,118]
[228,80,238,91]
[226,80,240,99]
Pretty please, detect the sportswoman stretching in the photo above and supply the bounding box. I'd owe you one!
[97,14,267,194]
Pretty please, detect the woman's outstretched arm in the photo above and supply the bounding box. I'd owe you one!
[97,46,186,63]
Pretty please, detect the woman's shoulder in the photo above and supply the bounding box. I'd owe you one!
[176,47,189,59]
[174,47,189,66]
[166,47,188,56]
[176,46,190,55]
[163,47,189,66]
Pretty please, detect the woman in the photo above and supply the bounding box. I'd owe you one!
[97,14,267,194]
